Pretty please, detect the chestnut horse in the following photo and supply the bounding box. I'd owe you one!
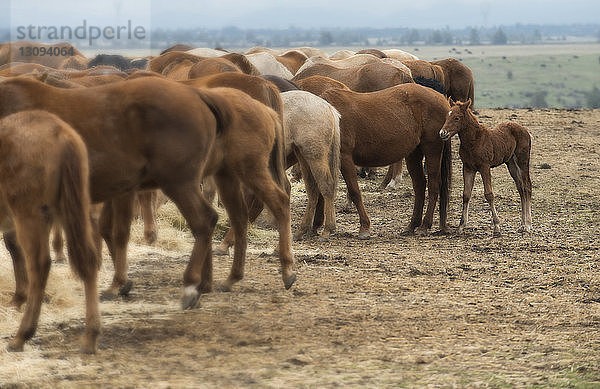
[293,62,413,93]
[439,99,532,236]
[320,83,452,238]
[1,77,295,313]
[431,58,475,105]
[0,110,99,353]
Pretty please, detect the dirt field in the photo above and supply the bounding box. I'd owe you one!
[1,108,600,387]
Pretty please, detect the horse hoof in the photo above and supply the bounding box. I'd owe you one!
[181,286,200,310]
[119,281,133,297]
[283,273,297,290]
[518,226,532,234]
[293,232,306,242]
[100,289,118,301]
[213,245,230,256]
[80,340,98,354]
[415,227,429,236]
[493,230,502,238]
[357,231,370,240]
[7,339,24,352]
[215,283,232,293]
[9,295,26,310]
[144,231,157,245]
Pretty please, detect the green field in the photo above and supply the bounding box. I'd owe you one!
[462,53,600,108]
[324,44,600,108]
[412,44,600,108]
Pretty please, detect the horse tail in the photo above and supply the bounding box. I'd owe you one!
[59,135,99,280]
[269,110,290,196]
[439,138,452,228]
[468,77,475,106]
[194,88,233,135]
[329,106,341,194]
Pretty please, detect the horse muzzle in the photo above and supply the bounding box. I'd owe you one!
[439,129,452,141]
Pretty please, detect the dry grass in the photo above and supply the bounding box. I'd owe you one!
[2,108,600,387]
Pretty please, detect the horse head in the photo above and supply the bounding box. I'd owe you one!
[439,98,472,140]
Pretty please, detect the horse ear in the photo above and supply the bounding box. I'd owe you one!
[466,98,472,109]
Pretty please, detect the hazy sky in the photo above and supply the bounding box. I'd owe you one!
[3,0,600,30]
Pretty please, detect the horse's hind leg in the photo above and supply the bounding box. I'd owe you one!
[137,190,158,244]
[241,169,296,289]
[294,156,321,240]
[340,154,371,238]
[380,160,404,190]
[213,171,248,291]
[162,183,217,309]
[308,158,337,240]
[4,231,28,308]
[100,193,135,300]
[480,166,501,237]
[416,149,443,234]
[214,190,264,255]
[51,223,66,263]
[458,168,476,235]
[404,150,426,233]
[8,217,51,352]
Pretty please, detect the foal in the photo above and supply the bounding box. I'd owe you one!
[439,99,532,236]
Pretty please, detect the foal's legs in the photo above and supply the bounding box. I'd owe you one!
[8,218,51,352]
[162,182,217,309]
[340,153,370,239]
[213,172,248,292]
[5,231,28,308]
[506,156,533,232]
[457,167,476,235]
[480,166,501,237]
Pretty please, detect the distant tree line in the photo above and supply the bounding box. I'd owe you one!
[147,23,599,49]
[0,23,598,49]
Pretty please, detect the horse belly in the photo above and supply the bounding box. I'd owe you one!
[351,130,418,167]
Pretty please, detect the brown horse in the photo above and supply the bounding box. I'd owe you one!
[295,75,350,96]
[431,59,475,105]
[160,44,195,55]
[188,57,242,78]
[1,76,295,311]
[0,110,100,353]
[320,83,452,238]
[439,99,532,236]
[401,60,445,89]
[274,50,308,74]
[356,48,387,58]
[293,62,413,92]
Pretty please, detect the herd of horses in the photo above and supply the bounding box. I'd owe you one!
[0,40,532,354]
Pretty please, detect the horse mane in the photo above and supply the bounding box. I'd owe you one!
[414,76,445,95]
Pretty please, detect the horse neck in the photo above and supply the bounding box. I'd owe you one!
[458,110,487,144]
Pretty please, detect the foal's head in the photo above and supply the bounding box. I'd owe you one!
[439,98,472,141]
